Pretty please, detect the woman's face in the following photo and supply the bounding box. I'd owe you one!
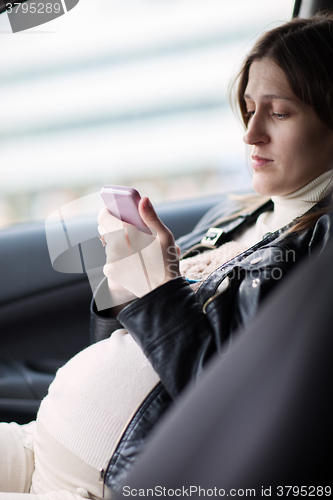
[243,58,333,196]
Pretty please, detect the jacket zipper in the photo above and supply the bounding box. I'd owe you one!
[202,225,300,314]
[203,293,220,314]
[202,277,230,314]
[99,460,110,499]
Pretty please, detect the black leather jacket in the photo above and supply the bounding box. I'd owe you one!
[90,195,333,492]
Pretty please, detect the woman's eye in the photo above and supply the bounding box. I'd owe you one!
[245,111,255,119]
[272,112,287,120]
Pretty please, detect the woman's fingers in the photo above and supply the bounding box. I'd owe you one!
[139,197,173,243]
[139,197,180,282]
[98,197,180,296]
[97,207,124,234]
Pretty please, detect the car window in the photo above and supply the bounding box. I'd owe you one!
[0,0,294,228]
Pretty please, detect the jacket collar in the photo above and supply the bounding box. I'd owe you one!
[181,194,331,258]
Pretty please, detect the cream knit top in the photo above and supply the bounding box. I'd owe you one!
[236,170,333,248]
[32,330,160,499]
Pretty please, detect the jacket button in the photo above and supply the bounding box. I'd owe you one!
[250,256,262,265]
[252,278,260,288]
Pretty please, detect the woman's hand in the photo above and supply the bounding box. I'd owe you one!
[97,197,180,305]
[139,196,181,283]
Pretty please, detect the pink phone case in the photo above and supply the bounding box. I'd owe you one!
[100,185,151,234]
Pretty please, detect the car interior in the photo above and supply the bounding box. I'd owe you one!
[0,194,220,424]
[0,0,332,493]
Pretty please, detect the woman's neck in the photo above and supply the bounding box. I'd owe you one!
[272,169,333,209]
[263,169,333,232]
[235,170,333,248]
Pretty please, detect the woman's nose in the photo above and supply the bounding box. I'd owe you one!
[243,114,270,145]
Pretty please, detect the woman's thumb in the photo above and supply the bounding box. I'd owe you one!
[139,197,171,237]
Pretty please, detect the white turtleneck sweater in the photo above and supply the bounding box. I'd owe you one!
[1,171,332,500]
[0,331,160,500]
[235,170,333,248]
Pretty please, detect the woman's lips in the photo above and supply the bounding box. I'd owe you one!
[251,155,274,169]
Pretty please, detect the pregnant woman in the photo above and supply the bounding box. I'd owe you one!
[1,13,333,499]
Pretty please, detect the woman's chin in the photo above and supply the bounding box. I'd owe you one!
[252,176,280,197]
[252,180,272,196]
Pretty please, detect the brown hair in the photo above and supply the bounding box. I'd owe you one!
[236,13,333,129]
[232,13,333,232]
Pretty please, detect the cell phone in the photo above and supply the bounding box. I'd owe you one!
[100,185,151,234]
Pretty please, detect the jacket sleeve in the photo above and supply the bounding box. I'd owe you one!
[118,277,217,398]
[118,243,299,399]
[89,277,125,344]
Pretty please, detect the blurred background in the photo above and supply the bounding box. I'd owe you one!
[0,0,294,228]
